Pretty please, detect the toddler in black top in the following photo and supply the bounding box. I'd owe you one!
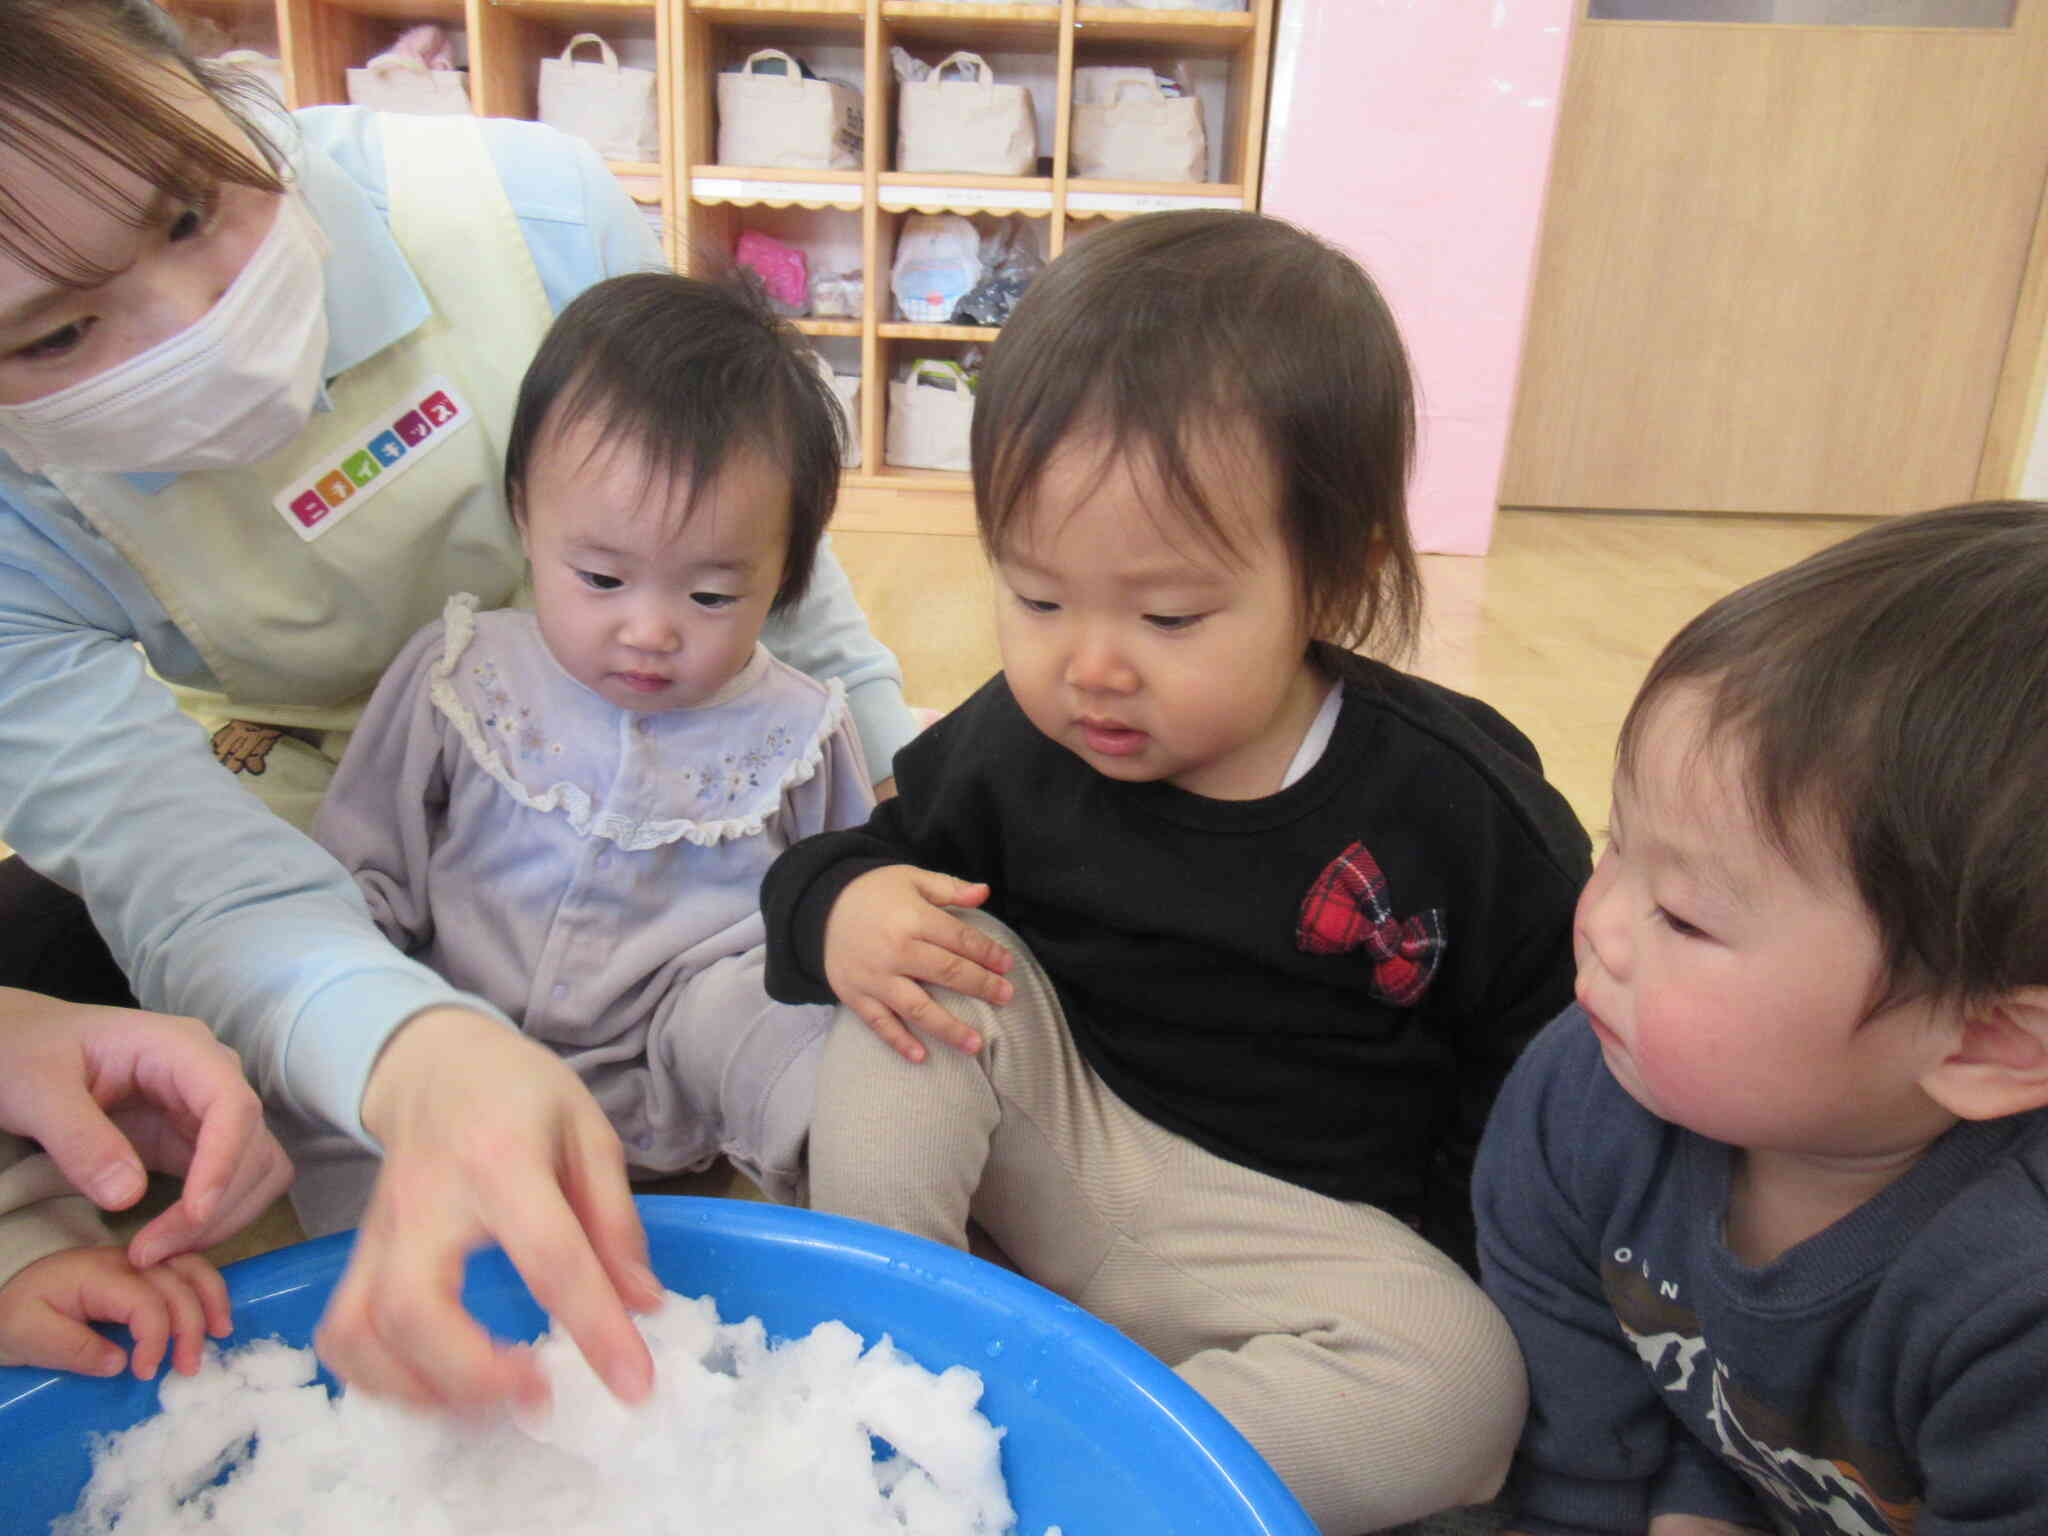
[764,209,1590,1534]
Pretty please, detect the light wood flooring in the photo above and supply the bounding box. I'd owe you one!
[829,503,1875,835]
[126,505,1873,1266]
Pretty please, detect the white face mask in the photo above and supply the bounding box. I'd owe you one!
[0,191,331,476]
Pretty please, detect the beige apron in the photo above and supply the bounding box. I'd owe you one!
[51,115,554,830]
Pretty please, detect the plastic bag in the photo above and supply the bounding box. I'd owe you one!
[736,230,810,316]
[811,270,864,319]
[891,214,983,323]
[950,217,1044,327]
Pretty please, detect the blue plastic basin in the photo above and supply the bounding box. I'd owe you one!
[0,1196,1316,1534]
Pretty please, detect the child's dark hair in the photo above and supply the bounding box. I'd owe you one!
[1618,500,2048,1009]
[0,0,287,287]
[972,209,1420,658]
[504,270,843,612]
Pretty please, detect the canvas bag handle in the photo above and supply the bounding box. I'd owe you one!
[930,52,996,88]
[740,49,806,89]
[560,34,621,72]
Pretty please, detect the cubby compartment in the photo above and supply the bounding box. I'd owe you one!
[467,4,664,155]
[872,334,988,486]
[681,9,867,170]
[462,5,662,111]
[879,207,1047,327]
[166,1,285,60]
[714,204,869,323]
[879,6,1061,185]
[270,0,472,111]
[167,0,290,107]
[473,4,671,252]
[1066,6,1268,206]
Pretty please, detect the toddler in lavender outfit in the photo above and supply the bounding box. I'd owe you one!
[312,273,871,1222]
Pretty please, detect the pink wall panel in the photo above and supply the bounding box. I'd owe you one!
[1262,1,1577,554]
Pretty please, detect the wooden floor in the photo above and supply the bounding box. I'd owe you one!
[124,503,1875,1265]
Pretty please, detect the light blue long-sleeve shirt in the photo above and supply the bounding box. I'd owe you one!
[0,108,914,1144]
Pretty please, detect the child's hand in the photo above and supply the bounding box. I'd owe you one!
[822,866,1015,1062]
[0,1245,230,1380]
[0,991,296,1270]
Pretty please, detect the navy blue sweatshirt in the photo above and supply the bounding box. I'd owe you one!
[1478,1009,2048,1535]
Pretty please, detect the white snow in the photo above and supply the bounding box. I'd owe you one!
[58,1292,1058,1536]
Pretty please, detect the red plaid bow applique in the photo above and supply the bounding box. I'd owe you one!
[1296,841,1446,1006]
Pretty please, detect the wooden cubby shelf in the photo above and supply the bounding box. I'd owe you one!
[1073,6,1256,49]
[166,0,1273,498]
[694,0,864,15]
[878,322,1003,341]
[691,168,867,207]
[877,174,1056,216]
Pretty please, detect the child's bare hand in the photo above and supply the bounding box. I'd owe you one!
[822,866,1015,1062]
[0,1246,230,1380]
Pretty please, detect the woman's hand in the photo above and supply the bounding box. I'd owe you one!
[0,989,294,1268]
[313,1007,664,1415]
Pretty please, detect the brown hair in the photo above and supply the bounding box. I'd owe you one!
[0,0,285,287]
[1619,500,2048,1008]
[972,209,1420,659]
[503,270,842,614]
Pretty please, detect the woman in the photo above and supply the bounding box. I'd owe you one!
[0,0,917,1412]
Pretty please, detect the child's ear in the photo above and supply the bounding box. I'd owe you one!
[1922,988,2048,1121]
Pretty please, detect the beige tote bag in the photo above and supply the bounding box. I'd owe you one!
[831,372,864,469]
[886,360,976,473]
[896,52,1038,177]
[346,54,472,116]
[538,34,660,162]
[1069,68,1207,184]
[716,49,863,170]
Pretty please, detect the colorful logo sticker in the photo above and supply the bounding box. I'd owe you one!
[272,377,473,542]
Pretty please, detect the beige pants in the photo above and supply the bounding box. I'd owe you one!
[809,912,1527,1535]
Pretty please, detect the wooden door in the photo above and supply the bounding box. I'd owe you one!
[1502,3,2048,516]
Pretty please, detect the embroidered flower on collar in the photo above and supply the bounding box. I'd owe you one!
[432,603,848,851]
[467,660,563,762]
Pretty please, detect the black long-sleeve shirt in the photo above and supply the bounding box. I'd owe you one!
[765,647,1591,1263]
